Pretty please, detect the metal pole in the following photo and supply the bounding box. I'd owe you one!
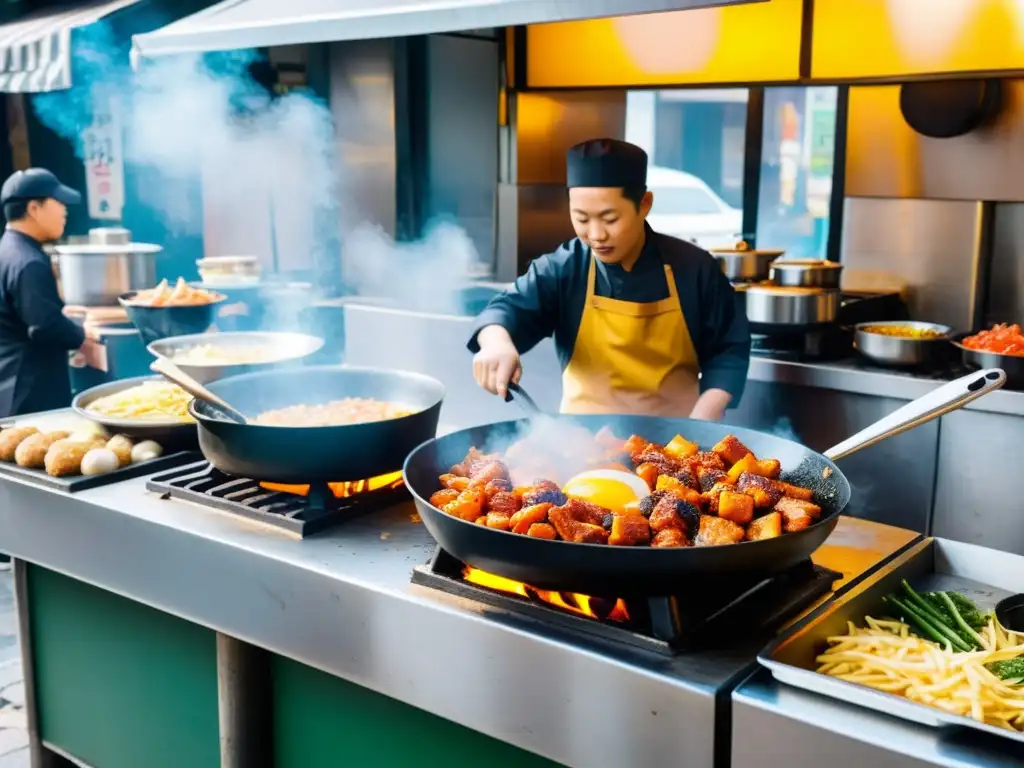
[216,632,273,768]
[13,559,48,768]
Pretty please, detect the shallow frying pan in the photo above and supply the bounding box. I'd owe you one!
[188,365,445,483]
[405,370,1005,595]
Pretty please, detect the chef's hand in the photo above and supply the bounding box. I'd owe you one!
[689,389,732,422]
[473,325,522,399]
[72,339,106,371]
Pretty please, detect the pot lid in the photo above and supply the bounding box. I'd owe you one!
[744,285,834,296]
[53,243,162,255]
[197,255,260,265]
[710,240,785,257]
[89,227,131,246]
[770,259,842,269]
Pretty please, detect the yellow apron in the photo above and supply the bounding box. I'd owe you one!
[561,258,700,417]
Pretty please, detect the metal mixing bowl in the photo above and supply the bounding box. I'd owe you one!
[147,331,325,384]
[71,376,198,449]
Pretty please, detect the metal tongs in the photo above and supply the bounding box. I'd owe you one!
[150,357,248,424]
[503,381,543,417]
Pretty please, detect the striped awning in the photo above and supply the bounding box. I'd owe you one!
[0,0,139,94]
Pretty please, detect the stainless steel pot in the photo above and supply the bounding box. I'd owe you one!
[711,247,785,282]
[55,228,162,307]
[743,285,839,326]
[769,259,844,289]
[853,321,953,367]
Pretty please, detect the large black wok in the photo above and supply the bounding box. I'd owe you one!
[404,369,1005,595]
[189,365,444,483]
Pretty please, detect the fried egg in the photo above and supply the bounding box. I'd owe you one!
[562,469,650,514]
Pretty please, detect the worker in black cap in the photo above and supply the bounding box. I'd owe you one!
[0,168,92,418]
[470,138,749,421]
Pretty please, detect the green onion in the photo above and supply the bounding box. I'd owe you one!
[936,591,986,650]
[884,595,972,652]
[900,581,958,634]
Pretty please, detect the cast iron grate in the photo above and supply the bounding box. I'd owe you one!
[146,460,409,537]
[412,547,841,656]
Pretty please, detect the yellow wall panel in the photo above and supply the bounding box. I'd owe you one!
[813,0,1024,79]
[526,0,803,88]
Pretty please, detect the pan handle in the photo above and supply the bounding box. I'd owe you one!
[823,368,1005,462]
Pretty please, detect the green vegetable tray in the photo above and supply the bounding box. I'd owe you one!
[759,537,1024,745]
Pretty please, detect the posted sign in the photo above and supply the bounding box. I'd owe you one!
[82,97,125,221]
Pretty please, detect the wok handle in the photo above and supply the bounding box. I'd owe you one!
[150,357,249,424]
[823,368,1006,462]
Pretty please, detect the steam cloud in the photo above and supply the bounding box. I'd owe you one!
[31,22,477,311]
[485,414,619,486]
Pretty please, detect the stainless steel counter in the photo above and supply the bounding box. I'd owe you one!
[733,671,1021,768]
[0,466,916,768]
[747,356,1024,417]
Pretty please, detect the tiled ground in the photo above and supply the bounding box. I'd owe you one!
[0,570,27,767]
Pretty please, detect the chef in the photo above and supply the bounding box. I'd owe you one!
[470,138,750,421]
[0,168,92,418]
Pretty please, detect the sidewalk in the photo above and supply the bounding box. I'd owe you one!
[0,570,28,767]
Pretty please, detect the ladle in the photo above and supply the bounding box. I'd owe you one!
[150,357,248,424]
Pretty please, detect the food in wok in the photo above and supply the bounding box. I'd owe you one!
[859,324,948,340]
[170,343,286,366]
[254,398,416,427]
[962,323,1024,357]
[428,428,821,548]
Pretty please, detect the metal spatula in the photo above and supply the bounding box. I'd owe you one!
[150,357,248,424]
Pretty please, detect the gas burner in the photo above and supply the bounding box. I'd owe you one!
[412,548,840,656]
[750,327,853,360]
[146,461,409,537]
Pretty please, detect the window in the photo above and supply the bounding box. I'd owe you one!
[626,89,748,249]
[756,86,839,258]
[648,186,725,215]
[625,85,842,257]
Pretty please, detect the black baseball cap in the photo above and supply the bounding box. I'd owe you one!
[1,168,82,206]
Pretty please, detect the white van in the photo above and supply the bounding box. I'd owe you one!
[645,166,742,250]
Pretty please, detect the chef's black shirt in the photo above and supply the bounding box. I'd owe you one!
[0,228,84,417]
[469,224,751,405]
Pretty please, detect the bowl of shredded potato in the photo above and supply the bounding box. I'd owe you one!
[147,331,325,384]
[72,376,199,445]
[119,279,226,345]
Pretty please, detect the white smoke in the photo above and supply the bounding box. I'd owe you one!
[31,24,477,309]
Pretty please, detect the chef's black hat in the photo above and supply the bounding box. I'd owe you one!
[566,139,648,189]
